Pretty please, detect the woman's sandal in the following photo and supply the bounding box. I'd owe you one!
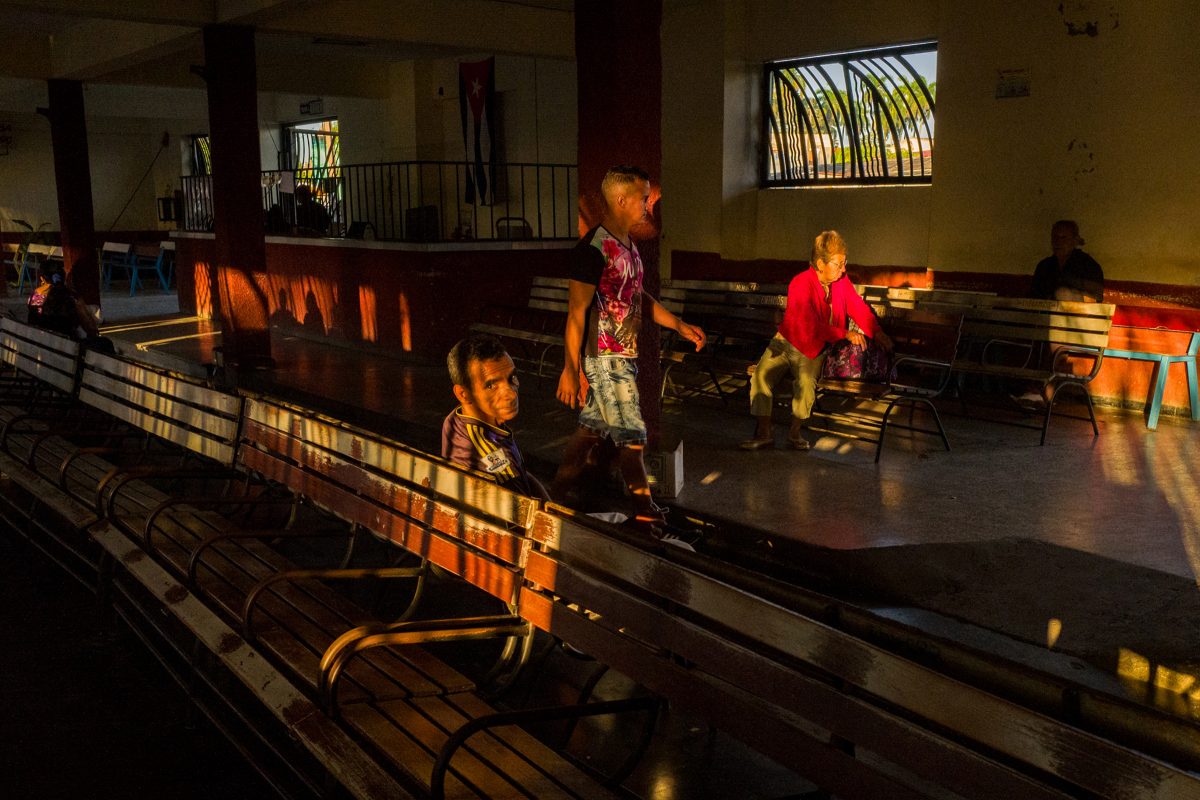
[739,437,774,451]
[788,437,811,451]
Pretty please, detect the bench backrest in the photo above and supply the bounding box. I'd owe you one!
[0,317,81,395]
[931,298,1115,349]
[527,275,683,316]
[522,508,1200,800]
[78,350,242,466]
[238,396,537,605]
[882,308,963,364]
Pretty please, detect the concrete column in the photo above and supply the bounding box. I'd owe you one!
[575,0,665,445]
[45,80,100,306]
[202,24,272,369]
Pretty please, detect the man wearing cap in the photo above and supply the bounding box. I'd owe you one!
[1030,219,1103,302]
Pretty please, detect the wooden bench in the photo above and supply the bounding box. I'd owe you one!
[229,397,627,798]
[471,276,574,378]
[472,275,684,381]
[523,506,1200,800]
[0,346,624,796]
[659,280,786,402]
[925,297,1116,444]
[96,394,623,798]
[813,308,962,461]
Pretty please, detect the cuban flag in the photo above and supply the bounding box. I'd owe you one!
[459,57,497,205]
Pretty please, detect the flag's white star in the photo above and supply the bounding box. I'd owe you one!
[472,79,482,97]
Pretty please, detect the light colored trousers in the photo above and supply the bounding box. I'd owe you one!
[749,333,827,420]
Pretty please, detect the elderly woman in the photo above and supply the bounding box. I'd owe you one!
[27,261,114,353]
[741,230,892,451]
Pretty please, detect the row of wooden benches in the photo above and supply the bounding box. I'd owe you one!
[3,316,1198,798]
[474,277,1118,453]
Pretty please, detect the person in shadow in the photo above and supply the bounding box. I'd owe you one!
[27,262,115,354]
[294,185,331,236]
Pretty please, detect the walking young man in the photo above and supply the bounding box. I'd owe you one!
[551,166,705,534]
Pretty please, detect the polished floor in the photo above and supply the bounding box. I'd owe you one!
[85,299,1200,707]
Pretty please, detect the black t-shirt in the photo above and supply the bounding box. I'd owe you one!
[1031,249,1104,300]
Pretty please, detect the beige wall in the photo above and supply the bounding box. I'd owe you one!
[662,0,1200,287]
[0,82,208,235]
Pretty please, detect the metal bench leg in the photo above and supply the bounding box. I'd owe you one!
[1040,384,1058,446]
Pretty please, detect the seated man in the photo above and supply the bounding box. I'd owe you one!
[294,185,331,236]
[1030,219,1103,302]
[441,334,549,500]
[741,230,892,451]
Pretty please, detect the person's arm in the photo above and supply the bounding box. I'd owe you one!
[644,291,706,351]
[556,279,594,408]
[73,296,100,337]
[843,284,893,352]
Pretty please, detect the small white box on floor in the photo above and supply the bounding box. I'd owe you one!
[645,439,684,499]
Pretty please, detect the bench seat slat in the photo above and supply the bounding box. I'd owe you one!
[345,695,615,799]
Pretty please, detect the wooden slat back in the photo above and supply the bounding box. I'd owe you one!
[530,276,568,291]
[26,244,55,257]
[524,510,1200,800]
[884,310,963,363]
[0,318,80,394]
[78,351,241,465]
[239,398,535,603]
[664,279,789,295]
[101,241,132,256]
[160,240,176,251]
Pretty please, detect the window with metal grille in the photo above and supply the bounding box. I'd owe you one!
[763,41,937,187]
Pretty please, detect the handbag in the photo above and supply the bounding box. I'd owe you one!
[821,338,892,381]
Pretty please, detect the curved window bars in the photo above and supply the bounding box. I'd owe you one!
[764,40,937,187]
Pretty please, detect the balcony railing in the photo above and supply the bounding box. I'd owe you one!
[181,161,578,243]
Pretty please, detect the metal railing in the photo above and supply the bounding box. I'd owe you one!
[182,160,578,243]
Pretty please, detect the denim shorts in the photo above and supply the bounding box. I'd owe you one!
[578,356,646,447]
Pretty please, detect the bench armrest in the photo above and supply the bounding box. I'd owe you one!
[1052,345,1104,382]
[980,337,1035,368]
[889,355,953,396]
[318,615,530,715]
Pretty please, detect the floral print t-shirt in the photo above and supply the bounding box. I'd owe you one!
[569,225,642,359]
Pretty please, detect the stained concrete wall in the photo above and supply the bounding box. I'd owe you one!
[661,0,1200,289]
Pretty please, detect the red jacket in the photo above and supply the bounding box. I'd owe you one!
[778,268,882,359]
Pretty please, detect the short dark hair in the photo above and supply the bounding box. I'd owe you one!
[39,261,65,285]
[447,334,509,388]
[601,165,650,195]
